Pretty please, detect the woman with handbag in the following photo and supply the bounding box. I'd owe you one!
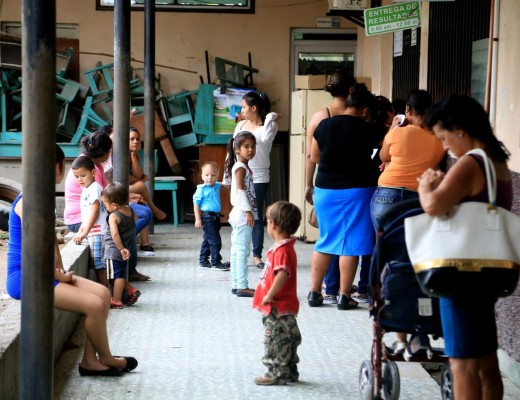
[417,94,512,400]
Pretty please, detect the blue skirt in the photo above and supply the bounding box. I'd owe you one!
[314,186,376,256]
[440,297,498,358]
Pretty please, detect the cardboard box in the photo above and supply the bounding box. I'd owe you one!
[294,75,328,90]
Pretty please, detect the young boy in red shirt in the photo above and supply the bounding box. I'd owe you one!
[252,201,302,386]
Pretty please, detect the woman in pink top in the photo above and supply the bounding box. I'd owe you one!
[64,128,112,232]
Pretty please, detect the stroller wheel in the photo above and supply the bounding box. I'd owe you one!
[359,360,375,400]
[440,363,454,400]
[382,360,401,400]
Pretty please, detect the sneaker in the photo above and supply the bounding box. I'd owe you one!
[236,288,255,297]
[322,293,338,305]
[199,261,211,269]
[254,375,287,386]
[352,292,369,303]
[392,341,407,355]
[211,261,230,271]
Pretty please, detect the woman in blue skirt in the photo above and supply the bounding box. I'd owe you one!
[307,83,378,310]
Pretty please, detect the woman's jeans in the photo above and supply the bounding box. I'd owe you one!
[253,182,269,259]
[230,224,252,289]
[370,186,419,230]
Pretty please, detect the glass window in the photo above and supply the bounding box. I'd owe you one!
[298,52,355,76]
[97,0,254,13]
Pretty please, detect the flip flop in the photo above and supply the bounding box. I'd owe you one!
[129,272,151,282]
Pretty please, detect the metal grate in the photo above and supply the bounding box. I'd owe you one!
[392,28,421,102]
[427,0,491,102]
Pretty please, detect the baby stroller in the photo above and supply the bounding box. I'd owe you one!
[358,199,453,400]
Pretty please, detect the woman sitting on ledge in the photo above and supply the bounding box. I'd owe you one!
[6,145,138,377]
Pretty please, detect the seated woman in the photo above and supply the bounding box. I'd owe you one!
[128,127,168,223]
[6,145,137,376]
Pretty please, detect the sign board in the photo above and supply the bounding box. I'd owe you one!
[364,1,421,36]
[328,0,369,10]
[315,17,341,28]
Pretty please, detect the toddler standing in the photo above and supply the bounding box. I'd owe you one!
[101,182,141,309]
[72,155,108,286]
[252,201,302,385]
[224,131,258,297]
[193,161,230,271]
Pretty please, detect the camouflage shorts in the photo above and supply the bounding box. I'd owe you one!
[262,308,301,381]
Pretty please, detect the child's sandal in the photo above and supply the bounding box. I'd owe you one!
[110,298,124,309]
[125,288,141,306]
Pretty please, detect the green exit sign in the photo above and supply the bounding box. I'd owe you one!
[364,1,421,36]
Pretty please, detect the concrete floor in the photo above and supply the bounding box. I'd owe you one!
[53,224,520,400]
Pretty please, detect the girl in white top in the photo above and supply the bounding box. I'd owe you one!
[232,92,278,269]
[224,131,258,297]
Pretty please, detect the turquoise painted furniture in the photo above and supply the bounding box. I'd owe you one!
[159,90,198,149]
[138,149,185,226]
[154,176,185,227]
[193,84,232,144]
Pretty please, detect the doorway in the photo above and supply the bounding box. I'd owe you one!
[289,28,357,94]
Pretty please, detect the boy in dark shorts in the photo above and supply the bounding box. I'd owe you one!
[101,182,141,308]
[252,201,302,385]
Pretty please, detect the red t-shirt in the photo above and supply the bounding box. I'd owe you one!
[253,238,299,316]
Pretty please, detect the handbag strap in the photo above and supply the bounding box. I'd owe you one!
[465,148,497,206]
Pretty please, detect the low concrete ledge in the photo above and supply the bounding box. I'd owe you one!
[0,241,89,398]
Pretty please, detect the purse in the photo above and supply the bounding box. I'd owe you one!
[308,206,318,229]
[404,148,520,298]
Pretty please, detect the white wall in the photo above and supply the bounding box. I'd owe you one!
[495,0,520,171]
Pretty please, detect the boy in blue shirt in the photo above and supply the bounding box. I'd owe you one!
[193,161,230,271]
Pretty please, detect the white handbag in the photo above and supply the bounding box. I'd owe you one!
[404,148,520,298]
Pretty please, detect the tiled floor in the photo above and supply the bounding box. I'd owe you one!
[53,225,520,400]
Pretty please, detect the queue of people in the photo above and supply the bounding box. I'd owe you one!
[304,72,510,400]
[5,80,512,398]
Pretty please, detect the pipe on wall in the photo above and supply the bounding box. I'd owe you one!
[489,0,500,126]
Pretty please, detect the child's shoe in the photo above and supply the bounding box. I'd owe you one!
[199,261,211,269]
[125,288,141,306]
[211,261,230,271]
[254,375,287,386]
[110,298,124,309]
